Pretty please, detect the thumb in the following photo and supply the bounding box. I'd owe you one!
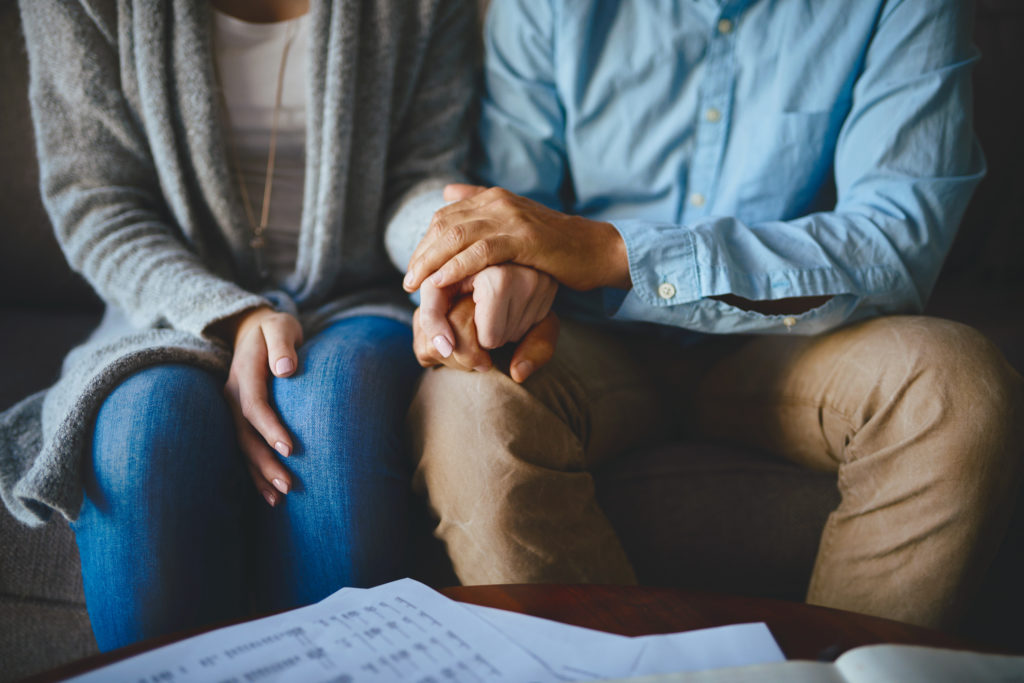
[262,313,303,377]
[443,183,488,203]
[509,312,560,383]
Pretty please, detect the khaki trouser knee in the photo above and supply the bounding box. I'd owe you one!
[408,320,663,585]
[409,314,1023,628]
[686,316,1024,628]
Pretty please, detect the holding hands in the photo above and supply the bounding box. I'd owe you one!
[413,267,560,383]
[220,183,631,500]
[406,184,631,382]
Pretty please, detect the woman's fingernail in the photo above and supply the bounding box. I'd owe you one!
[430,271,444,286]
[403,271,415,288]
[515,360,534,380]
[474,364,491,373]
[432,335,454,358]
[275,357,294,375]
[272,478,290,495]
[263,490,277,507]
[274,441,291,457]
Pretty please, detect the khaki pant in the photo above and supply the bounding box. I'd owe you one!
[408,315,1024,629]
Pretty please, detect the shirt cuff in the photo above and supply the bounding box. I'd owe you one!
[609,218,701,307]
[615,288,849,332]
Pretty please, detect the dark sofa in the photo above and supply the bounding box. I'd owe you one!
[2,2,1022,680]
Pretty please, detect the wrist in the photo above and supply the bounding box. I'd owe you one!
[585,219,631,290]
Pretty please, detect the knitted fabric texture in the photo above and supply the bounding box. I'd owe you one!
[0,0,474,525]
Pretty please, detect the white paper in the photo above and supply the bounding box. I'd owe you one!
[69,579,561,683]
[627,623,785,677]
[69,580,784,683]
[464,605,784,680]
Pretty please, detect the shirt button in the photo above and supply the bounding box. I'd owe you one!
[658,282,677,300]
[705,107,722,123]
[717,18,734,35]
[690,193,706,207]
[783,316,797,329]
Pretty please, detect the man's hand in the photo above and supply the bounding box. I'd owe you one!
[413,294,560,384]
[403,186,632,294]
[220,306,303,507]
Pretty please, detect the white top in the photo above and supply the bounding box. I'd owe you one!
[213,9,310,283]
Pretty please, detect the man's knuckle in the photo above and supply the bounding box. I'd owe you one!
[442,221,465,249]
[471,240,492,262]
[496,194,520,213]
[428,215,446,237]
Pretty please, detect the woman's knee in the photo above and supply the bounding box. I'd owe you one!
[91,364,234,497]
[270,317,419,468]
[274,317,416,406]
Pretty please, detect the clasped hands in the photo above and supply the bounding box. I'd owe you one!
[222,183,629,506]
[404,184,630,382]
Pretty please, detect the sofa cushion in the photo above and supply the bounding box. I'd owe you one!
[0,2,99,310]
[0,507,83,606]
[941,0,1024,285]
[0,308,101,413]
[0,599,95,682]
[0,512,94,682]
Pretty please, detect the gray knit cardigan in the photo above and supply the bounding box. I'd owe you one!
[0,0,475,525]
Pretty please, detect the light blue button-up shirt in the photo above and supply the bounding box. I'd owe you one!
[474,0,984,336]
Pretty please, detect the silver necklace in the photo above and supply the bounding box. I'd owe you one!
[215,17,301,279]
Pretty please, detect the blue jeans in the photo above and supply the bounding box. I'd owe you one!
[72,316,421,651]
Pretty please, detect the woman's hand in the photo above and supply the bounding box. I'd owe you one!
[413,291,560,384]
[220,306,303,507]
[418,263,558,353]
[413,296,493,374]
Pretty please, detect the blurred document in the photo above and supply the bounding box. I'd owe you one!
[69,579,784,682]
[466,605,783,680]
[70,579,561,683]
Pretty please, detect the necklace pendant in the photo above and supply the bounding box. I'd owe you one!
[250,235,266,250]
[252,246,269,283]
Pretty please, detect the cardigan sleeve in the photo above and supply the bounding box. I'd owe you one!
[20,0,268,340]
[383,0,478,273]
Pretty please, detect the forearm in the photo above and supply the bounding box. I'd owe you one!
[23,0,268,339]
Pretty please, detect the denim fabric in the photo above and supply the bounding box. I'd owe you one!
[72,316,419,651]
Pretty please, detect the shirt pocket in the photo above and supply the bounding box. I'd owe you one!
[734,110,838,223]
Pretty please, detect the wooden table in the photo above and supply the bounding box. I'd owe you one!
[32,584,980,681]
[443,584,975,661]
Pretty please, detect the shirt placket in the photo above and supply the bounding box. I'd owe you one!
[683,3,743,224]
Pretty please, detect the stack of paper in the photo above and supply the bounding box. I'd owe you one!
[69,578,786,682]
